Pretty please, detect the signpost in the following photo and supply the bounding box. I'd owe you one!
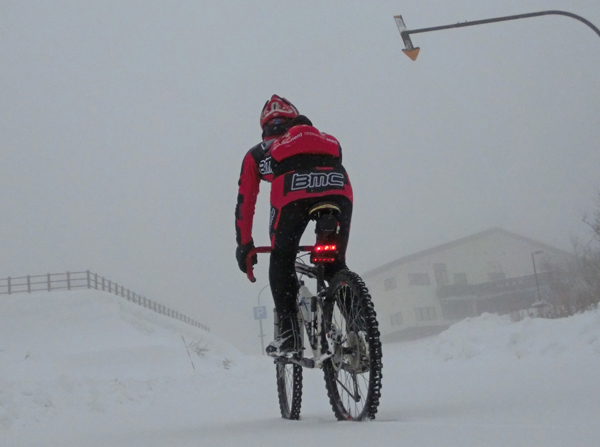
[255,285,271,355]
[253,305,267,320]
[253,305,267,355]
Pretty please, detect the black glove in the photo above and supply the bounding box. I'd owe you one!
[236,240,257,273]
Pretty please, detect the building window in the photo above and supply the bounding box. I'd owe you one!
[433,263,449,286]
[384,277,397,291]
[454,273,468,285]
[408,273,431,286]
[390,312,403,326]
[415,306,437,321]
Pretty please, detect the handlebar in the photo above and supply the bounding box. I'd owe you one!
[245,245,316,283]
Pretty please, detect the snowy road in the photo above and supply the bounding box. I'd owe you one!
[2,291,599,446]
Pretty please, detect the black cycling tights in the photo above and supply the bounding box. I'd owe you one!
[269,196,352,319]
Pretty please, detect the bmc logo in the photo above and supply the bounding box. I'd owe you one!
[258,157,273,175]
[291,172,345,191]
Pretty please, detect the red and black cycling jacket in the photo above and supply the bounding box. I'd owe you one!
[235,125,353,246]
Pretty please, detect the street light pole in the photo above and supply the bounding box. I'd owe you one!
[395,10,600,61]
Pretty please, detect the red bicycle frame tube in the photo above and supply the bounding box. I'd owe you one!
[246,245,316,283]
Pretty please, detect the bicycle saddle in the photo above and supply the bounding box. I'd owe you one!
[309,201,340,236]
[308,201,341,219]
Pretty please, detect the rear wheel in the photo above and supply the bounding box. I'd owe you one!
[276,361,303,419]
[322,270,383,420]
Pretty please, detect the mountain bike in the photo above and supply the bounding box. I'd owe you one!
[245,201,383,421]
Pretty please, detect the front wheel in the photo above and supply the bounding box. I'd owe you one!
[321,270,383,420]
[276,361,303,419]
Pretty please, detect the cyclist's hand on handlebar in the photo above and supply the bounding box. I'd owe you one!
[236,240,257,273]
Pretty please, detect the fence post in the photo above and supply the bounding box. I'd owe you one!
[7,277,10,295]
[67,271,71,290]
[27,275,31,293]
[47,273,51,291]
[108,280,112,294]
[102,277,105,291]
[87,270,91,289]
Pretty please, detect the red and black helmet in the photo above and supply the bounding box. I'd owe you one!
[260,95,299,129]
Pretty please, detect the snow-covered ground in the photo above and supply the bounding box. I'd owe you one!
[2,290,599,447]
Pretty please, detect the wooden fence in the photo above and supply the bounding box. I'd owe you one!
[0,270,210,332]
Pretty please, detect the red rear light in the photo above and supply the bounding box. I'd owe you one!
[311,244,337,263]
[315,245,336,252]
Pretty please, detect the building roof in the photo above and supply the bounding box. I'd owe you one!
[362,227,573,278]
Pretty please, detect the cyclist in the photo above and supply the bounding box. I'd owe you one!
[235,95,353,357]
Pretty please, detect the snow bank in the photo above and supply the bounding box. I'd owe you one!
[0,290,244,431]
[434,310,600,361]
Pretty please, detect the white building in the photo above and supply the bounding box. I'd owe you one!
[362,228,572,343]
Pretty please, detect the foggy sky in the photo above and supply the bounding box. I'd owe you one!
[2,0,599,353]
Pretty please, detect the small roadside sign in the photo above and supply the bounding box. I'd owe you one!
[253,306,267,320]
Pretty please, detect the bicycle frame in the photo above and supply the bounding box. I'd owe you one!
[245,245,339,369]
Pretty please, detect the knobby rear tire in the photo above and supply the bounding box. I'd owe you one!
[276,362,303,420]
[322,269,383,420]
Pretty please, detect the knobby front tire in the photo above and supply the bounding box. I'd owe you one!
[322,269,383,421]
[276,362,303,420]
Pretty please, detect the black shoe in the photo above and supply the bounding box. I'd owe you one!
[266,316,302,358]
